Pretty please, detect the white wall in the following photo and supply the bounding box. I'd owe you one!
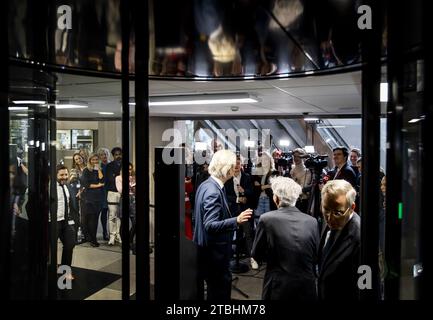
[97,121,122,150]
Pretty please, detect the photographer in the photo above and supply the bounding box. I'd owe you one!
[290,148,312,213]
[302,153,328,218]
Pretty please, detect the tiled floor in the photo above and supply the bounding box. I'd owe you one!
[60,240,264,300]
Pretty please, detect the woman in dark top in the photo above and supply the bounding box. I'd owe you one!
[81,153,104,247]
[70,152,86,242]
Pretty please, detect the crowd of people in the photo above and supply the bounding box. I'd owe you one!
[9,139,386,299]
[53,146,137,280]
[191,145,387,300]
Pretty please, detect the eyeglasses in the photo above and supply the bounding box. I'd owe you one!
[323,206,350,217]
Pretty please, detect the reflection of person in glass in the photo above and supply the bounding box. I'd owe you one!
[106,147,123,245]
[193,150,252,300]
[55,165,77,281]
[81,154,104,247]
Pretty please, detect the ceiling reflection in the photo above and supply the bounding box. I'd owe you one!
[9,0,377,78]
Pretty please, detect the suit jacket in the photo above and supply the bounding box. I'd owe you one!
[224,171,254,215]
[318,213,361,300]
[193,177,238,247]
[252,206,320,300]
[54,183,79,224]
[66,184,80,223]
[327,163,357,188]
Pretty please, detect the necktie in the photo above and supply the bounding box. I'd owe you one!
[322,229,337,258]
[61,184,69,221]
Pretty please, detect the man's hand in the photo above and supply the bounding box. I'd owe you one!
[237,208,253,224]
[261,184,271,191]
[13,203,21,216]
[237,185,245,194]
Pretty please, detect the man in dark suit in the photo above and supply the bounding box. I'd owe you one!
[56,165,78,280]
[193,150,253,301]
[224,156,256,268]
[318,179,361,300]
[326,146,357,188]
[252,176,319,300]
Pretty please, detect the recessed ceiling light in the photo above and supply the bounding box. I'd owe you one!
[244,140,255,148]
[12,100,46,105]
[380,83,388,102]
[55,100,88,109]
[9,106,28,111]
[305,145,315,153]
[279,139,290,147]
[98,112,114,115]
[129,93,259,106]
[408,118,421,123]
[56,104,88,109]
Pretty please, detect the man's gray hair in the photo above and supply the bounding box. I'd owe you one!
[270,176,302,207]
[321,180,356,207]
[97,147,113,162]
[208,149,237,180]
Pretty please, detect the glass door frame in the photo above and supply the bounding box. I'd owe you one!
[0,0,151,300]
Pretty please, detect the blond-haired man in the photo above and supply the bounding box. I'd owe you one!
[193,150,253,300]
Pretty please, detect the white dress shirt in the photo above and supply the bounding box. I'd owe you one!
[233,173,241,200]
[211,175,225,190]
[57,182,70,222]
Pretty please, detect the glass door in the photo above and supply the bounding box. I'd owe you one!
[8,66,53,299]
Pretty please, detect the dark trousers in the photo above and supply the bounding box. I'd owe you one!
[56,220,76,267]
[198,244,232,301]
[235,204,254,256]
[241,218,255,256]
[82,201,102,244]
[79,199,87,240]
[100,207,108,237]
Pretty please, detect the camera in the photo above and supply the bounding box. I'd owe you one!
[303,154,328,172]
[276,152,293,168]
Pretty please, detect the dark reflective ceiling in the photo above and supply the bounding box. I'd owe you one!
[9,0,384,79]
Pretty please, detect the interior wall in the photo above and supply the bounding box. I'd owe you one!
[97,121,122,151]
[56,120,100,168]
[56,120,122,168]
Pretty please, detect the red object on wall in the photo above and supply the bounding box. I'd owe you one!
[184,177,194,240]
